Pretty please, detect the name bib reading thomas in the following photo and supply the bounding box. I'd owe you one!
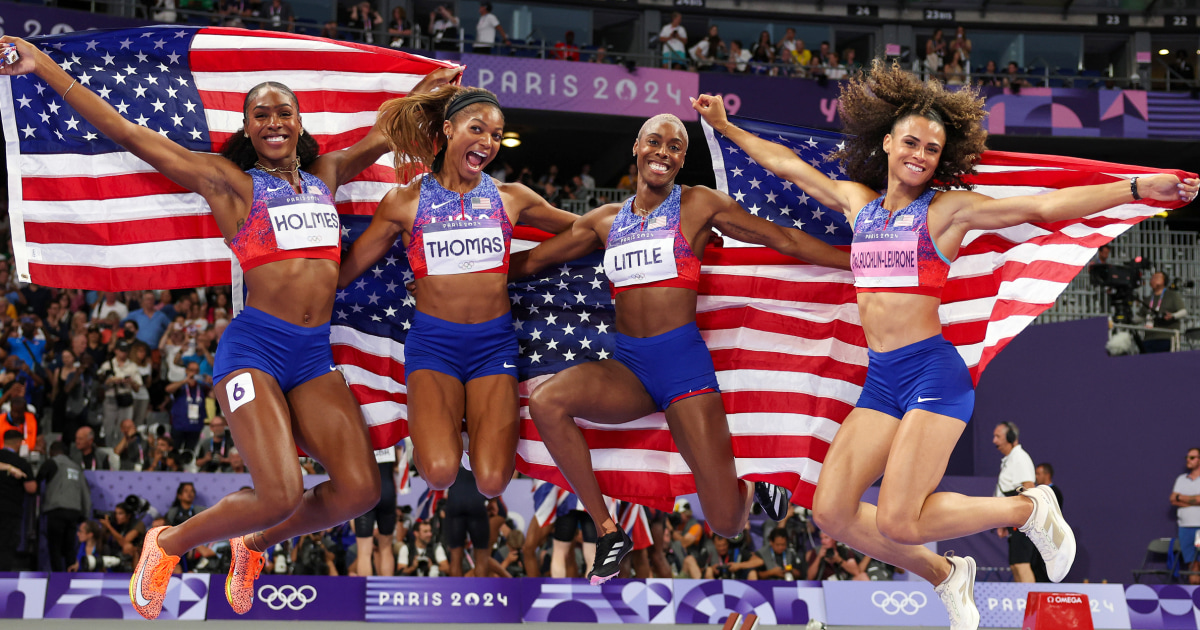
[423,219,505,275]
[604,231,677,287]
[851,230,919,287]
[266,194,340,250]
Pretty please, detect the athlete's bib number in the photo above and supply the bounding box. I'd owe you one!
[604,231,678,288]
[423,219,505,275]
[374,447,397,464]
[851,230,919,288]
[266,194,340,250]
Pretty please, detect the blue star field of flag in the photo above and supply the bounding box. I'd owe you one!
[711,117,854,247]
[11,26,210,155]
[335,215,617,379]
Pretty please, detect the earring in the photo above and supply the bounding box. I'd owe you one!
[244,132,249,138]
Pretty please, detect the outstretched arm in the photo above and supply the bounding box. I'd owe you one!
[508,206,609,280]
[948,174,1199,231]
[704,187,851,270]
[691,94,871,216]
[504,182,578,234]
[339,187,409,288]
[311,66,462,191]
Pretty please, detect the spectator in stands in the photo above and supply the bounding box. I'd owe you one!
[591,46,614,64]
[0,429,35,571]
[319,20,339,40]
[130,342,153,426]
[843,48,861,74]
[18,283,51,320]
[113,418,150,471]
[818,41,832,65]
[98,343,140,442]
[671,502,705,566]
[1139,271,1186,352]
[826,51,848,81]
[925,29,946,79]
[472,2,509,54]
[166,481,205,527]
[263,0,294,32]
[196,415,233,472]
[554,30,581,62]
[400,520,448,576]
[1171,447,1200,584]
[1004,61,1029,89]
[757,527,803,580]
[347,1,383,45]
[490,162,513,183]
[944,50,966,86]
[69,520,107,572]
[83,325,109,368]
[538,164,562,190]
[0,384,35,453]
[150,0,177,23]
[578,163,596,191]
[227,448,247,473]
[100,502,146,570]
[39,441,91,571]
[702,534,758,579]
[91,293,128,323]
[750,30,774,72]
[978,60,1002,86]
[146,435,176,472]
[993,421,1037,582]
[807,531,861,580]
[776,29,804,66]
[949,25,972,73]
[659,12,688,70]
[216,0,246,29]
[44,300,71,354]
[166,361,208,451]
[724,40,750,73]
[616,163,637,191]
[72,426,114,471]
[387,6,411,48]
[689,25,724,71]
[429,4,460,52]
[292,530,339,575]
[8,316,46,376]
[495,526,525,577]
[51,350,90,447]
[125,291,171,347]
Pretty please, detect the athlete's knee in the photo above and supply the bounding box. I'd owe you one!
[254,477,305,524]
[528,384,568,424]
[812,490,852,539]
[704,508,745,539]
[418,455,461,491]
[474,471,511,498]
[875,507,924,546]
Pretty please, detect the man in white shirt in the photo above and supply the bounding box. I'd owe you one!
[473,2,509,54]
[398,521,449,576]
[993,422,1037,582]
[1171,447,1200,584]
[659,12,687,69]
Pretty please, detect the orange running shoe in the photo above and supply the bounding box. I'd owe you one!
[128,526,180,620]
[225,534,266,615]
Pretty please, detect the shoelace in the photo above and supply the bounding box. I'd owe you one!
[241,550,267,587]
[147,554,177,596]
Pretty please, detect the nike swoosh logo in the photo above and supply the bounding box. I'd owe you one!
[502,362,516,368]
[266,185,285,192]
[432,200,454,209]
[134,564,153,607]
[616,223,637,233]
[329,365,338,371]
[917,396,941,403]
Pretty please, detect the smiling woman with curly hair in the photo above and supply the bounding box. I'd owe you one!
[694,59,1198,630]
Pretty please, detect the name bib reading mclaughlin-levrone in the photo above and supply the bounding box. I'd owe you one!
[604,230,678,287]
[851,230,919,287]
[423,219,505,275]
[265,194,340,250]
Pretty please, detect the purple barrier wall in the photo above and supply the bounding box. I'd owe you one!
[981,87,1149,138]
[0,1,149,36]
[971,317,1200,583]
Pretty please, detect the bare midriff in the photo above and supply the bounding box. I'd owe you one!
[857,291,944,353]
[244,258,339,327]
[614,286,698,338]
[414,272,511,324]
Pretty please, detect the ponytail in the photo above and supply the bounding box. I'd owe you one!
[376,85,502,184]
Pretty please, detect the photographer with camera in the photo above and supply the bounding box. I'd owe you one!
[756,527,803,581]
[807,530,862,580]
[703,534,762,580]
[292,530,339,576]
[1139,271,1187,353]
[398,520,448,577]
[97,343,141,446]
[196,415,233,473]
[38,441,90,571]
[99,502,146,569]
[113,418,149,471]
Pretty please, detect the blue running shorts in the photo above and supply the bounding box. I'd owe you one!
[213,306,336,392]
[855,333,975,422]
[614,322,721,412]
[404,311,518,383]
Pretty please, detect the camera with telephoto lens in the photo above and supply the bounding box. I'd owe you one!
[1090,258,1153,323]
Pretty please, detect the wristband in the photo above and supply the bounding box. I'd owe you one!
[1130,177,1141,201]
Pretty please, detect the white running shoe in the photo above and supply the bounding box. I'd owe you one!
[1018,484,1076,582]
[933,554,979,630]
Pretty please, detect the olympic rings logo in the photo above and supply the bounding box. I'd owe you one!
[631,272,645,281]
[308,236,323,243]
[258,584,317,611]
[460,261,475,270]
[871,590,927,615]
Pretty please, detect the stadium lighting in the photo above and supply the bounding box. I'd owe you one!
[502,131,521,148]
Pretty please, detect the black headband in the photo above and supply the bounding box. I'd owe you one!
[445,92,500,121]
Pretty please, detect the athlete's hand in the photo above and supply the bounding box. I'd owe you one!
[0,37,41,77]
[690,94,730,133]
[1137,174,1200,203]
[410,66,463,96]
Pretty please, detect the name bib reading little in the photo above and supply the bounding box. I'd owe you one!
[851,230,919,287]
[266,194,340,250]
[604,231,678,287]
[423,219,505,275]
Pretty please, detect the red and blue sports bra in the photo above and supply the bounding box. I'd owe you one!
[603,185,701,296]
[405,174,512,280]
[228,169,341,272]
[850,188,951,298]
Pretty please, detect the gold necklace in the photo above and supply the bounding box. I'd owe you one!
[254,158,300,179]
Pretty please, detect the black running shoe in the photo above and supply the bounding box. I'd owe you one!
[754,481,791,521]
[588,528,633,585]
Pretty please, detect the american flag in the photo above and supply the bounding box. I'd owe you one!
[1,25,455,290]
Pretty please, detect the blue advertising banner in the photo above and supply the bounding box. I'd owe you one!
[1124,584,1200,630]
[206,574,365,621]
[823,580,951,627]
[365,576,523,623]
[42,572,209,620]
[973,582,1130,628]
[0,572,47,619]
[0,1,148,38]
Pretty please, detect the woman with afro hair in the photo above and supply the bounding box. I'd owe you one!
[694,60,1198,630]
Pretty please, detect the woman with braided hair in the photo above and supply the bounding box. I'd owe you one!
[694,60,1198,630]
[339,86,576,509]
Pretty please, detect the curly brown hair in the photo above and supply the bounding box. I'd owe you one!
[375,85,503,184]
[833,59,988,191]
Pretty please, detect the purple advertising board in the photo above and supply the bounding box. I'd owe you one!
[980,86,1148,139]
[206,574,365,621]
[823,580,951,627]
[0,572,47,619]
[1125,584,1200,629]
[458,53,699,121]
[521,578,675,624]
[697,73,842,130]
[366,576,523,623]
[42,572,209,620]
[0,1,148,38]
[673,579,826,625]
[973,582,1130,628]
